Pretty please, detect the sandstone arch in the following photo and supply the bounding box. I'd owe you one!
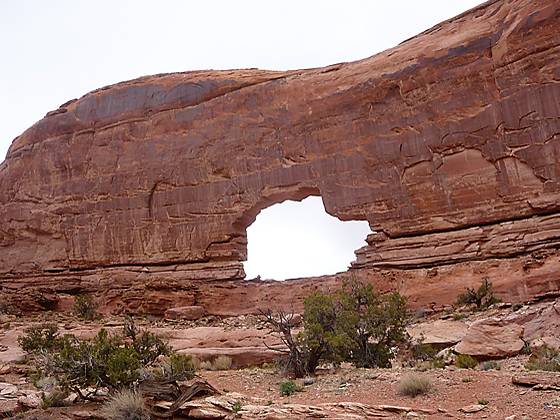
[1,0,560,314]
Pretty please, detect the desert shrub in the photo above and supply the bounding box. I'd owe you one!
[19,319,186,399]
[18,323,64,354]
[212,355,233,371]
[397,373,432,397]
[479,360,500,371]
[455,354,477,369]
[525,346,560,372]
[169,353,196,379]
[478,399,489,405]
[73,295,98,321]
[452,312,467,320]
[262,277,409,377]
[101,389,150,420]
[199,360,213,370]
[280,380,299,396]
[232,401,243,413]
[158,353,196,380]
[413,358,445,371]
[195,356,233,371]
[334,279,408,368]
[262,295,339,378]
[412,342,438,362]
[455,279,500,310]
[34,375,58,391]
[123,316,171,365]
[41,387,68,409]
[0,301,14,315]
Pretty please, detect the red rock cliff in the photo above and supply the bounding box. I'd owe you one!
[1,0,559,314]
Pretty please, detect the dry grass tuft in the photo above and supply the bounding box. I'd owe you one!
[101,389,150,420]
[212,355,233,370]
[397,373,433,397]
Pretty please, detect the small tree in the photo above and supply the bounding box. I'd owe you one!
[73,295,98,320]
[456,278,500,310]
[335,278,408,368]
[262,278,410,377]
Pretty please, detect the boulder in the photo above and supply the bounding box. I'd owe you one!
[512,372,560,390]
[455,319,524,358]
[18,391,41,409]
[459,404,486,413]
[408,320,467,347]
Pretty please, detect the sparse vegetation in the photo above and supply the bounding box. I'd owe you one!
[525,346,560,372]
[18,318,191,400]
[212,355,233,371]
[262,277,409,377]
[101,389,150,420]
[455,354,478,369]
[156,353,196,381]
[455,278,500,310]
[280,380,300,396]
[397,373,432,397]
[195,355,233,371]
[232,401,243,413]
[479,360,500,371]
[335,278,409,369]
[73,294,98,321]
[411,341,445,369]
[41,388,68,409]
[17,323,61,354]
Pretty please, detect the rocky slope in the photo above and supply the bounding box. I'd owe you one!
[0,0,559,314]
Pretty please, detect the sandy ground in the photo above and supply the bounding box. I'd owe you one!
[200,365,560,419]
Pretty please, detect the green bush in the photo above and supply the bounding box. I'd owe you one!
[455,279,500,310]
[262,277,410,377]
[455,354,477,369]
[160,354,196,381]
[18,319,188,399]
[397,373,432,397]
[280,380,298,396]
[18,323,63,354]
[334,279,408,368]
[525,346,560,372]
[232,401,243,413]
[73,295,98,321]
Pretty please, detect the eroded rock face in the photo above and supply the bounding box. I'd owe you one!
[1,0,560,314]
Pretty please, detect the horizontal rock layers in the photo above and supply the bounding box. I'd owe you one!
[1,0,560,314]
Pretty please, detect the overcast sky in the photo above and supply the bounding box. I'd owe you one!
[1,0,482,279]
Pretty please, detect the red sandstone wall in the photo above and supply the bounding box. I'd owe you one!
[0,0,559,314]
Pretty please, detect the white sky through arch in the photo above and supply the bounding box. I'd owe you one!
[244,197,371,280]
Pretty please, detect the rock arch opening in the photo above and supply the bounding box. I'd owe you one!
[243,196,372,280]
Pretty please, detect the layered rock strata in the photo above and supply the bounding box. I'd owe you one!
[1,0,560,314]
